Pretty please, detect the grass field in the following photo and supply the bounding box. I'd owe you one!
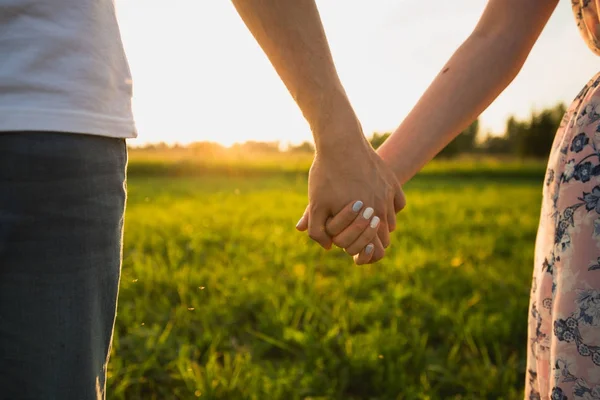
[107,153,547,400]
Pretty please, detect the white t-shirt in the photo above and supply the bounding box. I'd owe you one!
[0,0,137,138]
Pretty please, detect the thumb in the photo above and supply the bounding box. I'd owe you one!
[394,187,406,213]
[295,205,309,231]
[307,206,333,250]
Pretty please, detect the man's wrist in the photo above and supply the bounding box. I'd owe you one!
[314,122,369,155]
[310,98,368,153]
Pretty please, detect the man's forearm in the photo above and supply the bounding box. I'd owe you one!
[231,0,361,149]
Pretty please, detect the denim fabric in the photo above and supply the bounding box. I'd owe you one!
[0,132,127,399]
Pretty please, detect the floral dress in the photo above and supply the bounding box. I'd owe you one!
[525,3,600,399]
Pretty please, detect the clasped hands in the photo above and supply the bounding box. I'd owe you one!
[295,122,405,265]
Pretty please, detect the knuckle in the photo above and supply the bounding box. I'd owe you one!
[356,215,370,227]
[372,252,384,263]
[352,223,366,234]
[345,246,360,257]
[323,226,334,237]
[308,230,322,242]
[345,209,358,221]
[345,217,359,228]
[365,230,379,243]
[397,197,407,211]
[397,202,406,212]
[324,224,337,237]
[377,227,387,238]
[333,237,351,249]
[370,256,382,264]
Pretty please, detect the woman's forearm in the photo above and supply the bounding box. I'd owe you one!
[378,0,557,184]
[377,33,520,184]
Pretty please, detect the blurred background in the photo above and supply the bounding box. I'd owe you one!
[108,1,595,399]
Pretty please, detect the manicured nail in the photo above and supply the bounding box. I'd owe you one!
[365,243,374,255]
[362,207,374,219]
[370,216,380,229]
[296,216,304,228]
[352,201,364,213]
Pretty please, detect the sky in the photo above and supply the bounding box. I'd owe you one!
[115,0,600,147]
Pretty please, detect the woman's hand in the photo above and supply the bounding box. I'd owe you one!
[304,127,405,250]
[296,199,391,265]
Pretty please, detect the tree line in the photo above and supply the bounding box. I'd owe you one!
[369,102,567,159]
[134,102,568,159]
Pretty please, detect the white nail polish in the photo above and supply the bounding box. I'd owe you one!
[365,243,374,255]
[352,201,363,212]
[370,216,380,229]
[362,207,374,219]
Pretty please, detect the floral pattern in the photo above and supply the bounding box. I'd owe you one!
[526,71,600,399]
[572,1,600,56]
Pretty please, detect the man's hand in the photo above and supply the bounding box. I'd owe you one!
[230,0,404,263]
[298,117,405,262]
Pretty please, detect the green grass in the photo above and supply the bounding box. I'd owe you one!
[107,157,545,400]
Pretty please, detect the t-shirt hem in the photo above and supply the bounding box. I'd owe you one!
[0,107,138,139]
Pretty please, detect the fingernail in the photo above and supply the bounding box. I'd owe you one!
[296,216,304,228]
[352,201,364,212]
[365,243,374,255]
[370,216,380,229]
[362,207,374,219]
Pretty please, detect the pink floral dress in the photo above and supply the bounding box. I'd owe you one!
[525,2,600,399]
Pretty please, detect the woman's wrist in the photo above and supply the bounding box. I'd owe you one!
[376,135,416,185]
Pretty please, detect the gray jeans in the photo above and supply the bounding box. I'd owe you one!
[0,132,127,399]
